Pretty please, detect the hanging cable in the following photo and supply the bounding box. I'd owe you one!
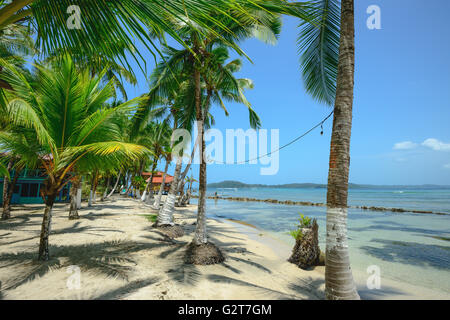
[208,110,334,165]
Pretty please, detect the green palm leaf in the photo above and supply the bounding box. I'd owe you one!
[297,0,340,106]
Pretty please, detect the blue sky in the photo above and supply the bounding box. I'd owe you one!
[123,0,450,185]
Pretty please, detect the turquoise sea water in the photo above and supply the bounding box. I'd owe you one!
[193,187,450,297]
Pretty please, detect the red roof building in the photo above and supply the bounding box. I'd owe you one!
[141,171,173,191]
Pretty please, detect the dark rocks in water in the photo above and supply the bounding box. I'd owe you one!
[185,242,225,265]
[199,194,448,216]
[288,219,321,270]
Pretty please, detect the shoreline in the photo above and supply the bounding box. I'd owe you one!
[195,195,450,216]
[222,217,450,300]
[0,198,325,300]
[0,198,448,300]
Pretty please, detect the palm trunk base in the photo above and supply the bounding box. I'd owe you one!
[185,241,225,265]
[68,208,79,220]
[38,195,56,261]
[153,223,184,239]
[1,207,11,220]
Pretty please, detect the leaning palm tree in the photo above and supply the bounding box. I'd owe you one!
[297,0,359,299]
[0,55,150,261]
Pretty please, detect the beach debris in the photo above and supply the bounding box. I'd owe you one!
[288,218,322,270]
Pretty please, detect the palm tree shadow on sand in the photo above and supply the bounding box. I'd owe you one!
[0,239,168,292]
[360,239,450,270]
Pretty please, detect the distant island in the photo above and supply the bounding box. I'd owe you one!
[207,180,450,190]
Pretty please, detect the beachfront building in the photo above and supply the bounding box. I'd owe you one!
[0,168,71,205]
[141,171,173,193]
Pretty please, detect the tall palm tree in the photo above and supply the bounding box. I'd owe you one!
[0,55,150,260]
[297,0,359,299]
[191,46,258,255]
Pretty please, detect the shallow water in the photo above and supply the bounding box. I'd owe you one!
[193,187,450,296]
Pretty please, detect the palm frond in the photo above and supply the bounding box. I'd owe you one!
[297,0,340,106]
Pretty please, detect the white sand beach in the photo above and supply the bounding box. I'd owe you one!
[0,197,447,300]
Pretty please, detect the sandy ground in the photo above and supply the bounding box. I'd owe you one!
[1,197,446,300]
[0,197,326,300]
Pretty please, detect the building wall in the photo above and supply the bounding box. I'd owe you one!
[0,175,71,205]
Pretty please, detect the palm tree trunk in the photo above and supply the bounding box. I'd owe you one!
[157,156,183,226]
[92,173,99,204]
[153,159,169,209]
[144,158,158,203]
[69,177,81,220]
[38,191,57,261]
[193,124,207,244]
[193,73,209,245]
[2,167,21,220]
[107,171,121,198]
[177,139,198,206]
[125,173,134,196]
[325,0,359,300]
[76,179,82,209]
[1,160,13,220]
[101,176,111,201]
[88,173,96,207]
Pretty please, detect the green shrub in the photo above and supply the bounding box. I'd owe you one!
[142,214,157,222]
[289,213,312,240]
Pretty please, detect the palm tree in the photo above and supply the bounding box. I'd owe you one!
[297,0,359,299]
[0,0,305,72]
[191,46,259,258]
[142,121,172,203]
[152,148,172,209]
[0,55,150,260]
[135,2,283,241]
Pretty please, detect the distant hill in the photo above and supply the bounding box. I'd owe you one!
[207,180,450,190]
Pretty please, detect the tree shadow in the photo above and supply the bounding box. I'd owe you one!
[356,284,408,300]
[227,256,272,274]
[0,239,168,291]
[0,214,41,231]
[206,274,297,299]
[81,212,120,221]
[0,222,125,246]
[349,224,449,237]
[360,239,450,270]
[287,277,324,300]
[94,276,161,300]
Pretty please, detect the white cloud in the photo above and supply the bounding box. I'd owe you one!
[444,164,450,169]
[393,141,417,150]
[422,138,450,151]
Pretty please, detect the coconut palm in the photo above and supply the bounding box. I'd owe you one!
[297,0,359,299]
[152,147,172,209]
[0,0,309,73]
[141,121,172,203]
[0,55,150,260]
[191,45,259,257]
[135,2,282,237]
